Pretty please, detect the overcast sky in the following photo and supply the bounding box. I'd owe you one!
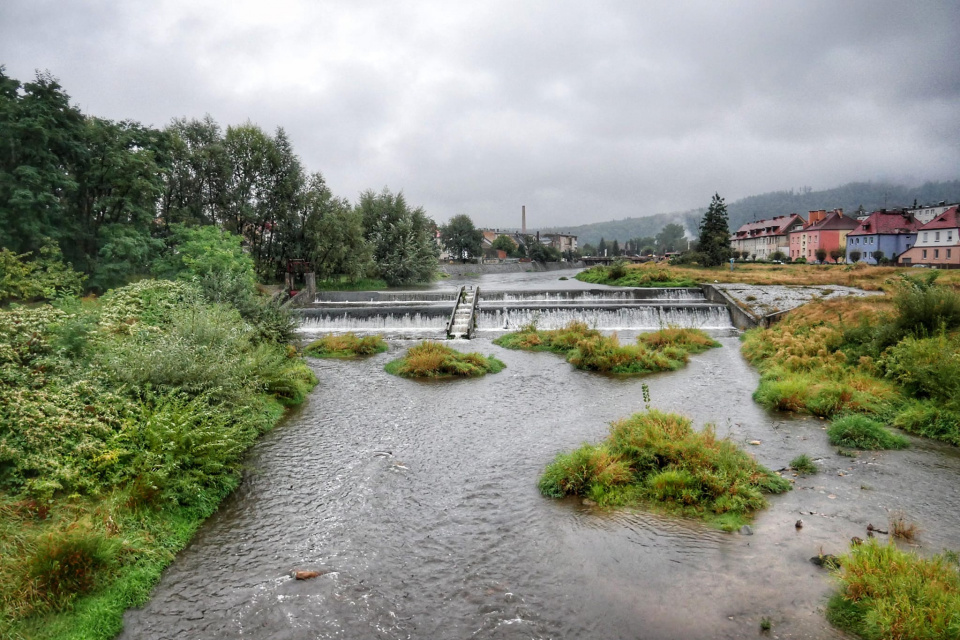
[2,1,958,228]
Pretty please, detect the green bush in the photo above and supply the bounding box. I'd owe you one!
[881,334,960,402]
[892,272,960,337]
[25,525,121,613]
[0,243,86,304]
[827,415,908,450]
[789,454,818,475]
[892,401,960,446]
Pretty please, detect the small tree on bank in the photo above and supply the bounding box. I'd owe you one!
[850,250,862,262]
[491,234,519,257]
[815,248,827,264]
[698,193,732,267]
[830,248,844,263]
[769,250,787,262]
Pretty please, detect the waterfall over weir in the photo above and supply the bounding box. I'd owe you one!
[298,287,734,337]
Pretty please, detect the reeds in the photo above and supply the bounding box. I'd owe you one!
[305,332,388,358]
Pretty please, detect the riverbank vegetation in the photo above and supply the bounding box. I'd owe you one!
[577,261,960,292]
[493,322,719,375]
[385,341,505,379]
[305,333,388,358]
[826,540,960,640]
[538,410,791,530]
[742,272,960,447]
[0,247,316,638]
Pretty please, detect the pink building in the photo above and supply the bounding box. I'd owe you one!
[788,209,859,262]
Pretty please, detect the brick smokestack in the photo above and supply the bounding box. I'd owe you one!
[522,205,526,234]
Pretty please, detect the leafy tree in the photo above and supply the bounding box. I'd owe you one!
[0,243,86,304]
[153,224,255,285]
[301,173,371,280]
[527,241,561,262]
[440,214,483,262]
[815,248,827,263]
[357,188,438,285]
[581,242,597,256]
[491,234,519,257]
[697,193,732,267]
[656,223,686,253]
[768,250,787,262]
[830,248,844,263]
[850,250,862,262]
[872,250,885,263]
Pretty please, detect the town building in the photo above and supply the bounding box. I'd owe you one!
[845,210,920,264]
[908,201,958,225]
[788,209,859,262]
[897,206,960,267]
[730,214,805,260]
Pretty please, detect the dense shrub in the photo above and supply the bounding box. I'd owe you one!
[892,400,960,446]
[892,272,960,337]
[880,334,960,402]
[539,410,790,530]
[385,341,505,378]
[827,415,908,450]
[0,244,86,304]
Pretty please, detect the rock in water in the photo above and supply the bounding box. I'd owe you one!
[795,519,803,529]
[810,555,841,569]
[739,525,754,535]
[294,570,323,580]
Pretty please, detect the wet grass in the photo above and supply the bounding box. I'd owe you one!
[789,454,818,475]
[576,264,698,287]
[384,341,505,379]
[304,332,388,358]
[315,277,389,291]
[538,410,791,531]
[741,276,960,447]
[826,540,960,640]
[494,322,720,376]
[827,415,909,450]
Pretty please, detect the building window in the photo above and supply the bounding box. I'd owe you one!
[923,249,927,258]
[935,249,940,258]
[949,249,953,259]
[936,231,941,241]
[924,232,928,241]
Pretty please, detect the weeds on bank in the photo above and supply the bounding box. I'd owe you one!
[826,539,960,640]
[305,332,388,358]
[742,273,960,447]
[576,263,698,288]
[0,279,317,638]
[494,322,720,376]
[789,454,818,475]
[538,410,790,531]
[828,415,908,450]
[385,341,505,379]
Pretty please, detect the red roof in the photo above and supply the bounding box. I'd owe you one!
[917,206,960,231]
[803,210,859,232]
[848,211,921,236]
[733,213,805,238]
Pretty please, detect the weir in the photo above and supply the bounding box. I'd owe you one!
[298,287,734,335]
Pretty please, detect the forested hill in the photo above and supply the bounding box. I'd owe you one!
[544,180,960,246]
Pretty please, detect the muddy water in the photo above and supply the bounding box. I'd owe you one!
[120,333,960,640]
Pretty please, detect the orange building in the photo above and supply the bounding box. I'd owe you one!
[788,209,859,262]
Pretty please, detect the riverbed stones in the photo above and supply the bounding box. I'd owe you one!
[739,525,754,535]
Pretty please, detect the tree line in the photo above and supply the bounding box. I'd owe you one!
[0,68,438,290]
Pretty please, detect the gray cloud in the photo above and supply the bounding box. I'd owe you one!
[2,0,958,229]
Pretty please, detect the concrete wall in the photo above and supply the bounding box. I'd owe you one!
[700,283,760,330]
[437,261,585,276]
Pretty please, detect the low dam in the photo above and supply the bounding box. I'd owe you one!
[299,287,734,336]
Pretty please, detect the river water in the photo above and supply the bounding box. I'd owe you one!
[120,270,960,640]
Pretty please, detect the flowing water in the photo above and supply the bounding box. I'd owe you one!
[120,271,960,639]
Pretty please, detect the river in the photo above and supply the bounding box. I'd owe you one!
[119,270,960,639]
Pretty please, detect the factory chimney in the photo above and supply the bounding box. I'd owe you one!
[521,205,526,235]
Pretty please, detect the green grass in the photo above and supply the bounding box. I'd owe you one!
[304,332,388,358]
[384,341,505,379]
[576,264,698,288]
[494,322,720,375]
[538,410,790,531]
[788,454,818,475]
[0,280,316,639]
[827,415,909,450]
[826,540,960,640]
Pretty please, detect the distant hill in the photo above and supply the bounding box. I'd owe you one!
[541,180,960,246]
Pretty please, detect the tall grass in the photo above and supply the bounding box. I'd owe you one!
[576,264,697,287]
[539,410,790,530]
[827,415,909,450]
[494,322,720,376]
[827,540,960,640]
[385,341,505,378]
[305,332,388,358]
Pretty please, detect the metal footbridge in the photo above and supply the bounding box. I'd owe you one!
[445,286,480,339]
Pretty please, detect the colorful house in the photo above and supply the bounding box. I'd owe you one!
[730,214,805,260]
[845,210,920,264]
[898,206,960,267]
[789,209,859,262]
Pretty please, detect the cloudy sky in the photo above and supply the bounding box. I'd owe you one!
[2,1,958,228]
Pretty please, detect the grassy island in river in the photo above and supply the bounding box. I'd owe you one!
[305,332,388,358]
[385,341,505,379]
[494,322,719,375]
[539,410,791,531]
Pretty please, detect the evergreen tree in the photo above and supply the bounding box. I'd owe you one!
[611,239,620,256]
[698,193,732,267]
[598,237,607,256]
